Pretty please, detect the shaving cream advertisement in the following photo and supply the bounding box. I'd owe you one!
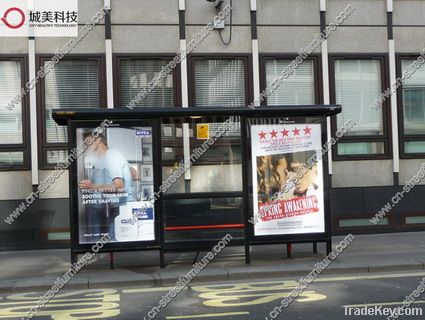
[114,202,155,242]
[77,126,155,244]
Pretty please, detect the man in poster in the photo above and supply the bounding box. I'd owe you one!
[79,132,135,242]
[251,124,325,236]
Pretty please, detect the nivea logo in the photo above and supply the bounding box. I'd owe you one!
[136,129,151,137]
[132,207,153,220]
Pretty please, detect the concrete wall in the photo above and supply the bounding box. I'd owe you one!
[257,0,320,25]
[112,26,180,53]
[111,0,179,24]
[35,27,105,54]
[400,160,425,185]
[258,26,321,53]
[332,160,393,188]
[186,0,250,25]
[0,172,32,201]
[328,0,386,25]
[0,39,28,54]
[394,0,425,25]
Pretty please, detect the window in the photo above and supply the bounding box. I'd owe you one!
[331,57,389,159]
[399,57,425,157]
[118,57,177,107]
[191,57,248,107]
[161,117,242,194]
[0,57,28,169]
[39,57,104,167]
[263,57,318,105]
[187,57,247,193]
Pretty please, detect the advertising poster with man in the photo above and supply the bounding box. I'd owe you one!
[77,126,155,244]
[251,123,325,236]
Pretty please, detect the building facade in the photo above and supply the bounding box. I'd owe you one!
[1,0,425,250]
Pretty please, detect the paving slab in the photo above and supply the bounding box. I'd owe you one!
[86,269,156,288]
[1,231,425,291]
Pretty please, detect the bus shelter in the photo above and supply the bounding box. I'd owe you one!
[53,105,341,267]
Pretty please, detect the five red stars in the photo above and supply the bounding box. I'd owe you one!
[259,127,312,139]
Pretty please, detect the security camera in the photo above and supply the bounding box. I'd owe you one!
[206,0,223,8]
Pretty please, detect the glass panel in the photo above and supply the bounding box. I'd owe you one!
[335,59,383,136]
[0,151,24,166]
[161,117,242,193]
[45,60,100,144]
[46,150,68,164]
[163,197,243,242]
[406,216,425,224]
[47,232,70,241]
[265,59,315,105]
[402,88,425,135]
[404,141,425,153]
[401,59,425,137]
[0,60,23,144]
[337,142,385,155]
[401,59,425,87]
[120,59,174,107]
[194,59,246,107]
[339,218,388,227]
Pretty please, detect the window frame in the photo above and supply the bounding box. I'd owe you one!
[329,54,392,161]
[397,54,425,159]
[188,54,252,107]
[259,54,322,106]
[37,54,106,169]
[114,54,181,108]
[0,55,30,171]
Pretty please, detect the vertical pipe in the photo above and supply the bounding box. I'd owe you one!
[387,0,399,184]
[320,1,332,175]
[252,40,260,106]
[251,0,260,107]
[104,1,113,108]
[28,39,39,185]
[179,3,191,182]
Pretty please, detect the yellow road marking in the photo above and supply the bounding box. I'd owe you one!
[199,290,326,307]
[166,311,249,319]
[123,271,425,294]
[344,300,425,308]
[0,290,120,319]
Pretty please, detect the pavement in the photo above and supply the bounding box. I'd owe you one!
[1,231,425,293]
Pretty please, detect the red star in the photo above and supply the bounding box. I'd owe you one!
[292,127,300,136]
[270,130,278,138]
[258,131,267,139]
[303,126,312,135]
[281,128,289,137]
